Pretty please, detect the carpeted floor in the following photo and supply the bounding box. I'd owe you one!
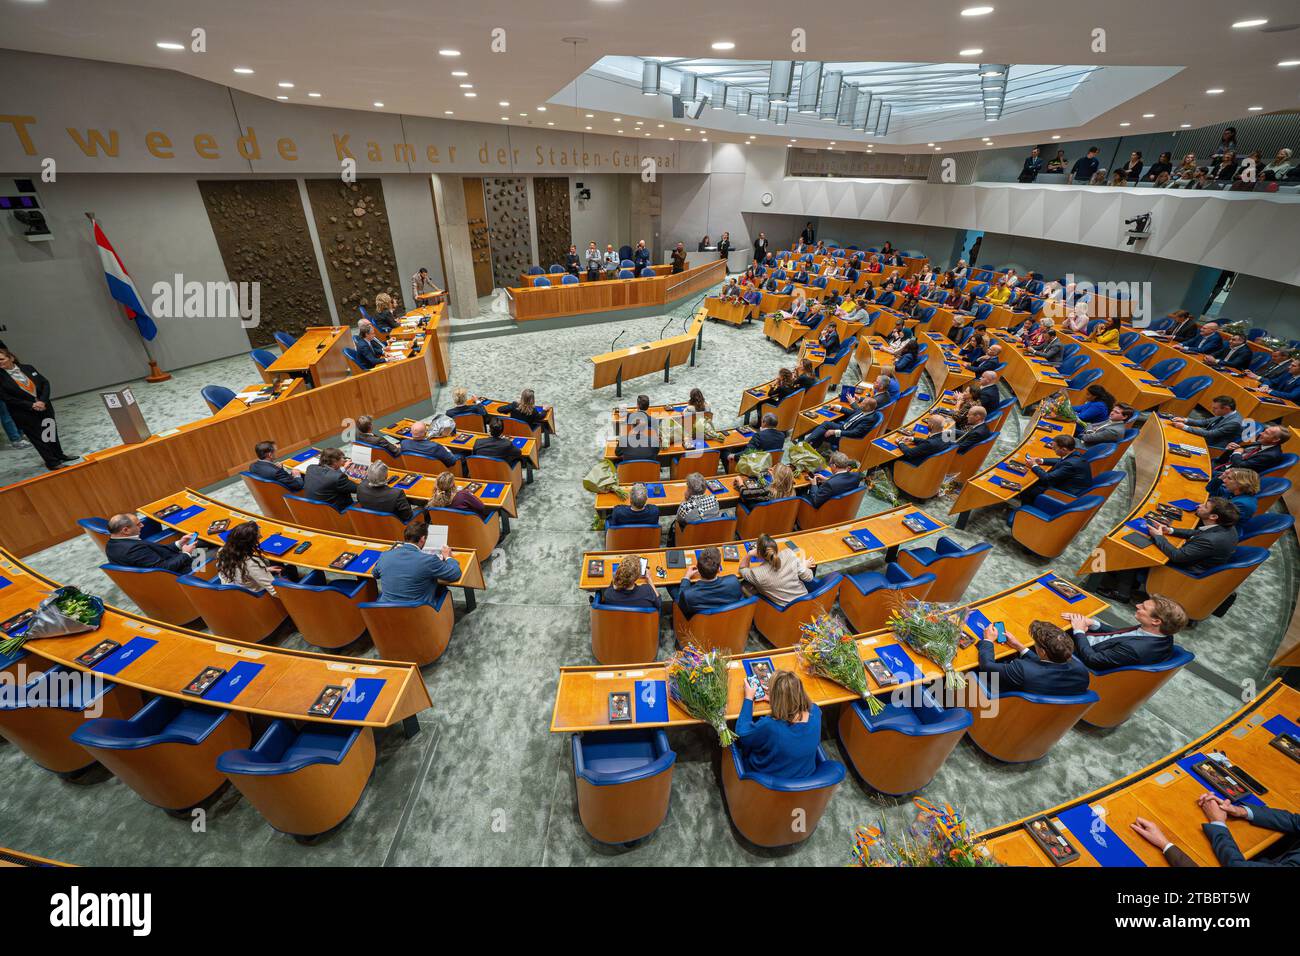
[1,289,1294,865]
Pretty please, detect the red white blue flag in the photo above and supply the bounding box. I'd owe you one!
[92,219,158,341]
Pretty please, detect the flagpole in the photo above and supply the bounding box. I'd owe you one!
[86,212,171,383]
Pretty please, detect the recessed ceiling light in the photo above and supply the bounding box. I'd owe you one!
[451,71,468,77]
[156,41,184,51]
[464,92,476,97]
[1120,122,1131,127]
[962,5,994,14]
[374,101,384,108]
[586,126,592,130]
[233,67,254,74]
[276,96,288,101]
[1205,88,1224,94]
[617,130,624,134]
[614,117,622,122]
[635,120,643,125]
[926,142,935,147]
[1180,123,1191,128]
[934,147,942,151]
[1280,60,1300,67]
[585,113,594,118]
[1248,105,1263,110]
[308,92,322,98]
[460,84,473,89]
[684,128,691,132]
[960,48,983,56]
[701,137,708,142]
[829,141,836,145]
[548,121,555,126]
[669,137,675,141]
[1051,134,1060,139]
[711,41,735,50]
[519,113,527,117]
[444,110,454,115]
[499,101,509,106]
[278,82,294,88]
[645,133,651,137]
[501,117,509,121]
[439,49,461,56]
[1232,18,1268,28]
[986,118,996,122]
[1142,112,1154,118]
[657,124,664,128]
[790,139,797,142]
[537,106,546,111]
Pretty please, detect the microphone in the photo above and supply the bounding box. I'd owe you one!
[610,330,625,352]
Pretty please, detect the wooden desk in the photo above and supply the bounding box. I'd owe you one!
[393,304,450,384]
[590,314,706,394]
[1077,415,1210,576]
[0,549,433,731]
[611,402,712,429]
[993,333,1073,407]
[704,296,754,327]
[518,265,674,287]
[602,426,751,466]
[763,312,820,351]
[140,489,485,595]
[210,377,306,420]
[593,471,816,514]
[382,418,541,471]
[577,504,946,592]
[1060,335,1173,411]
[981,680,1300,866]
[551,575,1105,732]
[759,290,793,314]
[1139,331,1299,423]
[266,326,351,388]
[947,406,1070,522]
[480,398,557,436]
[509,259,723,323]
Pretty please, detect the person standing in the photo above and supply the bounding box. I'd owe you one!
[1018,147,1043,183]
[753,231,769,264]
[799,222,815,245]
[717,232,731,262]
[670,242,687,275]
[410,267,443,306]
[0,347,73,470]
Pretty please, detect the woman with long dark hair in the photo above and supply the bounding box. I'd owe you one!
[0,346,73,470]
[215,521,281,594]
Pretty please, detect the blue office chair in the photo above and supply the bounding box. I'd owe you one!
[1247,327,1268,341]
[250,348,277,372]
[617,269,635,279]
[1249,351,1272,371]
[1007,494,1106,558]
[640,268,656,277]
[572,729,676,845]
[722,742,845,847]
[1259,453,1299,482]
[1147,545,1269,620]
[100,563,201,626]
[527,266,544,275]
[1081,646,1195,728]
[532,276,552,287]
[273,571,372,649]
[972,303,993,323]
[1066,368,1104,392]
[1058,342,1081,363]
[837,688,973,795]
[965,673,1100,763]
[780,283,795,295]
[1124,341,1158,364]
[202,385,237,413]
[895,536,993,603]
[876,291,896,308]
[1081,441,1117,471]
[1148,316,1174,332]
[1167,374,1213,408]
[618,245,633,262]
[342,347,365,374]
[1086,319,1105,336]
[547,264,564,274]
[1059,354,1091,377]
[620,259,635,270]
[561,274,579,284]
[1148,357,1187,383]
[273,331,299,351]
[1257,476,1291,511]
[1237,513,1294,550]
[1118,331,1138,350]
[839,564,936,634]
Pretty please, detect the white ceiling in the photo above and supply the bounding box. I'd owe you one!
[3,0,1299,151]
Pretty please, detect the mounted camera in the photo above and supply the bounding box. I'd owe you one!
[1124,213,1151,246]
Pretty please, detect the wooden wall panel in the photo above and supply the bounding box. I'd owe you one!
[484,177,531,288]
[305,178,404,316]
[533,176,572,270]
[462,178,495,298]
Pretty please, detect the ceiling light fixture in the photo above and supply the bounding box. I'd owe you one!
[439,49,461,56]
[156,41,184,51]
[1205,88,1224,94]
[374,101,384,107]
[276,95,288,101]
[1248,105,1263,110]
[962,5,994,14]
[711,41,735,50]
[233,67,254,74]
[451,71,468,77]
[308,92,322,98]
[960,48,983,56]
[1232,18,1268,28]
[464,92,476,97]
[1279,60,1300,67]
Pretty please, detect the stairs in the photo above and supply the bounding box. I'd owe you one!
[448,316,517,344]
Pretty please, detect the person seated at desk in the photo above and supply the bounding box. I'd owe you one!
[609,482,660,528]
[684,387,710,416]
[734,462,795,509]
[792,265,810,285]
[741,284,762,308]
[976,370,1002,413]
[762,274,780,293]
[1217,468,1258,522]
[427,470,487,518]
[1089,316,1122,349]
[767,367,802,405]
[615,405,660,463]
[984,280,1011,306]
[1061,305,1091,336]
[805,396,880,453]
[1248,349,1293,385]
[371,292,399,334]
[353,320,386,371]
[698,235,711,253]
[969,343,1003,376]
[564,245,581,276]
[1087,497,1240,603]
[1132,794,1300,868]
[445,386,488,421]
[1179,320,1225,358]
[875,368,902,406]
[739,533,814,607]
[816,320,840,355]
[355,414,401,460]
[1212,333,1253,371]
[216,520,291,595]
[1073,383,1116,424]
[1209,425,1287,491]
[473,418,523,466]
[675,546,744,619]
[105,513,198,573]
[976,620,1090,696]
[899,414,955,464]
[894,339,923,375]
[797,301,824,330]
[1161,310,1199,342]
[736,411,787,459]
[1063,594,1187,671]
[500,388,548,430]
[373,522,461,605]
[1029,319,1064,363]
[1172,396,1242,449]
[960,331,990,366]
[792,358,819,392]
[602,244,620,270]
[804,452,862,507]
[598,554,660,610]
[250,440,304,491]
[674,472,721,533]
[951,384,983,429]
[357,461,414,523]
[956,405,991,451]
[304,447,357,512]
[1016,434,1092,507]
[1078,403,1129,446]
[1258,359,1300,403]
[632,240,651,274]
[400,420,461,469]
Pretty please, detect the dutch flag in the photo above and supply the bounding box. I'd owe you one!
[92,218,158,341]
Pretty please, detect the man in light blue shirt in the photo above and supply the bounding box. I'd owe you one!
[373,523,462,605]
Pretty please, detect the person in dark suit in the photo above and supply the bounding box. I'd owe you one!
[1180,321,1226,358]
[104,513,198,573]
[969,343,1003,376]
[0,347,73,470]
[370,292,400,334]
[717,232,731,260]
[1248,349,1293,385]
[804,452,862,507]
[609,483,661,528]
[675,546,744,619]
[564,245,581,276]
[899,413,956,464]
[752,232,769,264]
[614,407,661,463]
[373,522,462,605]
[1195,795,1300,867]
[792,266,810,285]
[249,440,304,491]
[1212,334,1253,371]
[632,240,651,274]
[1171,397,1242,449]
[1262,361,1300,403]
[304,447,357,511]
[1030,323,1064,363]
[445,387,488,421]
[976,371,1002,414]
[355,462,414,523]
[399,420,461,469]
[956,406,991,451]
[731,412,788,469]
[353,321,386,370]
[975,620,1090,696]
[598,554,660,610]
[1018,434,1092,507]
[1017,147,1043,183]
[799,222,815,245]
[816,319,840,356]
[500,388,548,430]
[473,418,523,465]
[1063,595,1187,671]
[354,414,401,460]
[1164,311,1200,342]
[804,396,880,452]
[1208,425,1287,492]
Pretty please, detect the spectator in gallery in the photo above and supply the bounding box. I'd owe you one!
[1045,148,1068,173]
[1119,150,1144,182]
[1017,146,1043,183]
[564,244,581,275]
[717,232,732,260]
[1067,146,1101,184]
[585,241,602,276]
[1261,148,1295,181]
[602,244,620,268]
[671,242,687,274]
[1211,126,1238,163]
[1143,151,1173,182]
[632,239,651,273]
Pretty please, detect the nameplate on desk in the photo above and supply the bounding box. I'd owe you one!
[594,670,646,680]
[326,662,380,674]
[215,644,266,658]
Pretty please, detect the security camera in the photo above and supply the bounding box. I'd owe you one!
[1124,212,1151,246]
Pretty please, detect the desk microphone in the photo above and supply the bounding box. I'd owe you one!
[610,330,626,352]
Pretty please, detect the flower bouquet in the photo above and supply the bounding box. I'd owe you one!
[1038,390,1079,424]
[851,798,998,867]
[796,614,882,715]
[886,599,966,688]
[864,467,901,506]
[666,643,736,747]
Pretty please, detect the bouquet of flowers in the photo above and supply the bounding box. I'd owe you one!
[864,467,901,506]
[851,798,998,867]
[1218,320,1248,338]
[1038,390,1079,424]
[886,599,966,688]
[0,586,105,658]
[666,643,736,747]
[796,614,882,715]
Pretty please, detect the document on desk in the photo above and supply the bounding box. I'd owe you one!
[422,524,449,555]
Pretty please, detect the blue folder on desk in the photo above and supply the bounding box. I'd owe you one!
[1039,574,1088,603]
[158,504,205,524]
[917,393,931,401]
[873,439,899,451]
[850,528,884,550]
[289,449,317,463]
[1058,804,1146,867]
[345,549,384,574]
[259,534,298,557]
[874,643,922,682]
[482,482,505,499]
[1176,753,1263,807]
[1168,497,1200,511]
[904,511,941,532]
[634,679,669,723]
[92,636,158,676]
[1172,465,1210,481]
[1039,421,1063,432]
[510,437,527,449]
[1263,715,1300,737]
[644,483,665,499]
[204,661,265,704]
[964,608,993,643]
[912,424,930,435]
[816,407,838,418]
[333,677,387,722]
[1125,518,1150,535]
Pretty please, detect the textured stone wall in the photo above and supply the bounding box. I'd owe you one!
[305,178,404,318]
[483,176,531,288]
[197,179,329,348]
[533,176,572,270]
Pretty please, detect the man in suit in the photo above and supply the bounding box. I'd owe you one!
[1212,333,1253,371]
[675,546,744,619]
[1172,397,1242,450]
[354,414,401,460]
[976,371,1002,415]
[399,420,461,469]
[1259,359,1300,402]
[249,440,304,491]
[804,396,880,453]
[804,452,863,507]
[1161,311,1198,342]
[899,413,956,464]
[1247,349,1293,385]
[970,344,1003,377]
[726,412,788,470]
[632,240,651,274]
[1180,320,1225,357]
[1062,594,1187,671]
[608,483,661,528]
[614,408,661,463]
[1030,323,1064,363]
[792,266,810,285]
[752,232,769,265]
[373,522,462,605]
[956,405,991,451]
[1196,795,1300,867]
[355,462,414,523]
[353,321,386,371]
[975,620,1090,696]
[1209,425,1287,491]
[473,418,523,466]
[799,222,815,245]
[304,447,357,511]
[1078,404,1129,447]
[105,513,198,573]
[1018,434,1092,506]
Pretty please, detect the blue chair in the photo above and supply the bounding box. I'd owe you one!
[1149,316,1174,332]
[1066,368,1104,394]
[177,573,288,643]
[1249,351,1271,372]
[780,282,795,295]
[973,303,993,324]
[671,596,757,655]
[357,304,373,322]
[721,742,845,847]
[590,598,660,665]
[202,385,237,414]
[1165,375,1213,415]
[1008,494,1106,558]
[1059,342,1081,363]
[877,291,896,308]
[965,673,1099,763]
[572,729,676,844]
[617,269,635,279]
[1247,327,1268,341]
[79,515,178,554]
[217,721,376,838]
[895,536,992,603]
[640,268,656,277]
[527,266,544,276]
[1044,468,1125,505]
[547,264,564,274]
[753,573,842,648]
[344,504,408,539]
[1148,357,1187,383]
[273,331,299,351]
[1082,442,1118,475]
[100,563,201,626]
[71,697,252,810]
[836,687,972,795]
[839,564,935,634]
[342,347,366,374]
[1124,341,1158,364]
[1147,545,1269,620]
[1058,355,1091,378]
[274,571,374,649]
[532,276,552,287]
[1086,319,1105,335]
[619,259,635,270]
[358,592,455,665]
[1118,331,1138,350]
[618,246,633,262]
[561,274,579,285]
[1257,476,1291,512]
[1082,646,1195,728]
[1257,453,1298,483]
[250,348,277,377]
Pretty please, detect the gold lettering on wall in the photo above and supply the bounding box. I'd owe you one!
[145,130,174,159]
[66,127,120,157]
[0,115,38,155]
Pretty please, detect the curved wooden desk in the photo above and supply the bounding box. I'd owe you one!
[0,550,432,731]
[382,418,540,471]
[704,296,754,327]
[602,425,751,466]
[266,326,351,388]
[511,259,724,323]
[1058,335,1173,411]
[992,333,1073,408]
[1136,330,1299,423]
[590,314,706,394]
[551,574,1107,732]
[948,406,1057,519]
[980,680,1300,866]
[593,471,816,514]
